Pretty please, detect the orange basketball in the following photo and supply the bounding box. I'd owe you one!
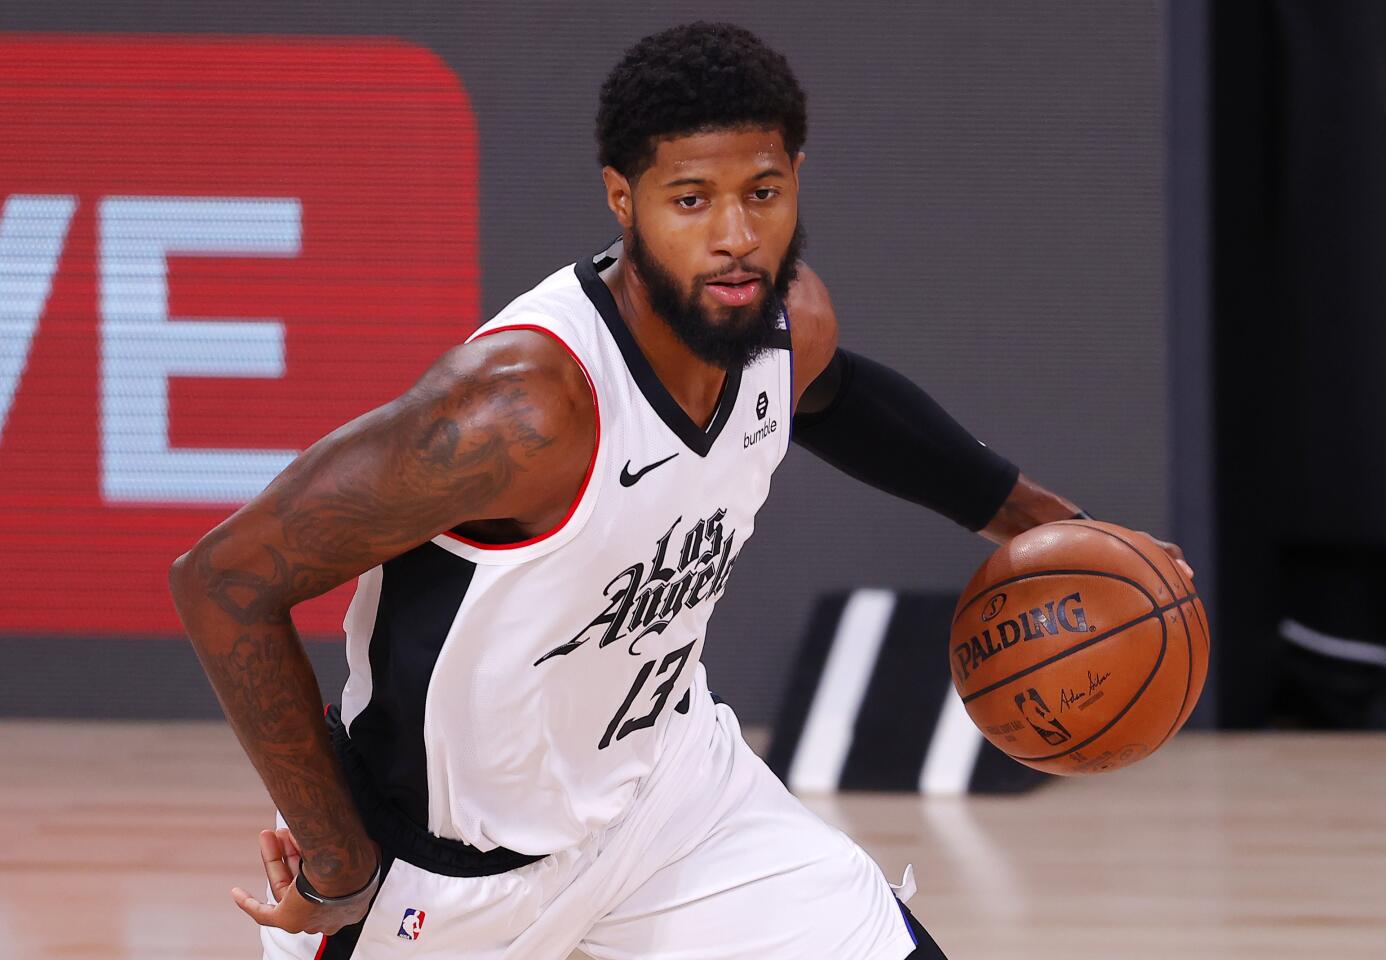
[949,519,1209,775]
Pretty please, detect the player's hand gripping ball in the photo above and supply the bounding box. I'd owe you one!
[950,519,1209,775]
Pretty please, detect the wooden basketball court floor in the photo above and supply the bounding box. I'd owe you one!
[1,722,1382,959]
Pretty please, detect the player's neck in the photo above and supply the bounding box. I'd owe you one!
[601,258,730,431]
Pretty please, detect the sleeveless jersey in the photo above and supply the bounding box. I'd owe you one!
[338,239,794,855]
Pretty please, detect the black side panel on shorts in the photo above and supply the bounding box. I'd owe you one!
[347,542,477,828]
[898,900,951,959]
[318,854,397,960]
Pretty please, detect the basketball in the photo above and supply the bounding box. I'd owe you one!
[949,519,1209,775]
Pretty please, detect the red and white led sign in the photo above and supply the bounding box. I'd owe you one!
[0,34,480,635]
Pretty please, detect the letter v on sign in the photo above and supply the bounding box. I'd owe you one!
[0,195,76,444]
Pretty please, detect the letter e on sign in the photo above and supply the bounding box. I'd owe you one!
[0,35,479,636]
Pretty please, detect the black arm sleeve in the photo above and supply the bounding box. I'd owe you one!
[791,348,1020,531]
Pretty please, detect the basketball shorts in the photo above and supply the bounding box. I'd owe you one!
[262,698,939,960]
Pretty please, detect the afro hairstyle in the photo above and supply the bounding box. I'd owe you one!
[596,21,807,180]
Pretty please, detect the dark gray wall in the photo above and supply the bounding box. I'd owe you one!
[1,1,1167,723]
[1165,0,1218,726]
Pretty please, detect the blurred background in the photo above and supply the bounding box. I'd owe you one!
[1,1,1383,957]
[6,0,1385,734]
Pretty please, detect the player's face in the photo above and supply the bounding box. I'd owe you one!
[613,127,805,369]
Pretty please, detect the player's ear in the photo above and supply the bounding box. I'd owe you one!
[602,166,634,229]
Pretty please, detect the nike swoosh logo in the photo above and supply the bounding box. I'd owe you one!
[620,452,678,487]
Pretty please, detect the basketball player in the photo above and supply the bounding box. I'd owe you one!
[170,21,1192,959]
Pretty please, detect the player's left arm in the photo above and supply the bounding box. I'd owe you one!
[785,263,1192,577]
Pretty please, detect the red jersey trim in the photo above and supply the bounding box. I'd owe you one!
[441,324,600,551]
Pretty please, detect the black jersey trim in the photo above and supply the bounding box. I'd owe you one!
[575,239,743,458]
[327,706,547,875]
[346,542,477,829]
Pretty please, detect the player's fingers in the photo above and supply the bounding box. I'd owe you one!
[231,886,299,932]
[258,829,293,897]
[1150,537,1195,582]
[275,827,302,878]
[276,826,302,859]
[258,828,284,860]
[1159,543,1195,581]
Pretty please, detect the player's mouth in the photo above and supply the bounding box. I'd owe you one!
[705,275,762,306]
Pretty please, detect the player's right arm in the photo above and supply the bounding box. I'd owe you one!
[167,329,594,933]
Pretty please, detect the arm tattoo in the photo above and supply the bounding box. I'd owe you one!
[176,361,569,889]
[271,371,551,568]
[195,623,369,884]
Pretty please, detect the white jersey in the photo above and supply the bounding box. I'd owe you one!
[337,239,793,855]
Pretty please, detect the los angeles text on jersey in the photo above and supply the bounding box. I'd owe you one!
[532,508,743,748]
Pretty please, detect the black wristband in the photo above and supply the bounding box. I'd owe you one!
[295,859,380,905]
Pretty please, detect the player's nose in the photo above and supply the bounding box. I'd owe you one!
[710,201,758,260]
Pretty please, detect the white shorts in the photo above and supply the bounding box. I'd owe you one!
[263,701,921,960]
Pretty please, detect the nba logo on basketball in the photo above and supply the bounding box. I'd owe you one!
[398,908,426,941]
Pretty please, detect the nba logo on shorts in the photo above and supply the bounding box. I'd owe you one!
[397,908,426,940]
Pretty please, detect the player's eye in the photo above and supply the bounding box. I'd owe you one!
[752,187,778,201]
[675,196,703,209]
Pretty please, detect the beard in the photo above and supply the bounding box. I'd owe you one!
[625,215,806,370]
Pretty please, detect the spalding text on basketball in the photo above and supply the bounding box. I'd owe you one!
[952,593,1090,681]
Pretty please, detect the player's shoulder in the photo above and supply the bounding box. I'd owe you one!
[385,325,594,530]
[786,261,839,383]
[787,260,832,314]
[414,258,596,449]
[423,327,595,444]
[437,259,600,419]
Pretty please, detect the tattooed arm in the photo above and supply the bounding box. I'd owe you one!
[168,329,594,932]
